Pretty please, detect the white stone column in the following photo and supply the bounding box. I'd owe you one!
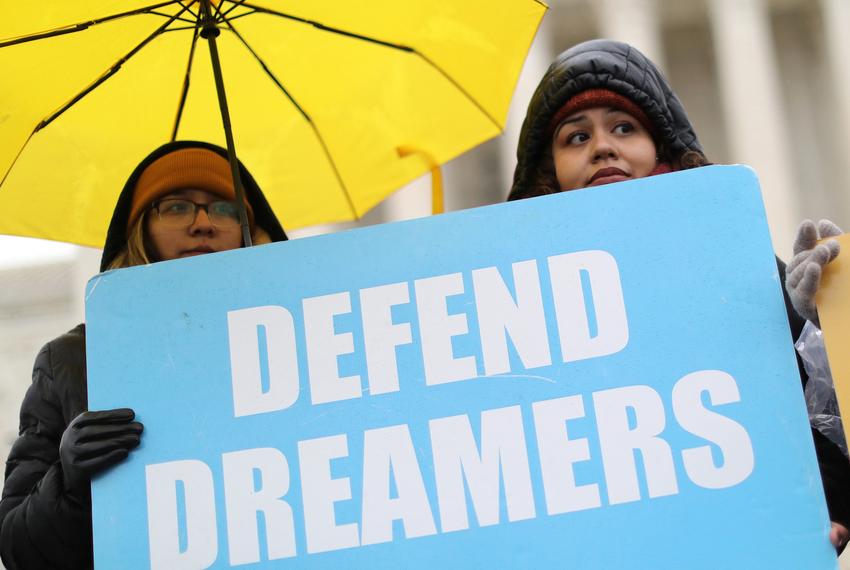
[819,0,850,222]
[708,0,797,258]
[592,0,666,72]
[497,15,554,199]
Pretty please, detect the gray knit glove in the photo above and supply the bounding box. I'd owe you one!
[786,219,843,324]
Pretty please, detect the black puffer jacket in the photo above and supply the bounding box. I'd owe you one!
[508,39,850,528]
[0,141,287,569]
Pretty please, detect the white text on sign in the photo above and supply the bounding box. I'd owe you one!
[144,249,755,568]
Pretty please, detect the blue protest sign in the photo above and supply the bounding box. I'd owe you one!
[86,165,836,568]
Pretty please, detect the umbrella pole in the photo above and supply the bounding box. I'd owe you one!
[199,0,253,247]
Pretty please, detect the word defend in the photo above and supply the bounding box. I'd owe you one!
[227,250,627,414]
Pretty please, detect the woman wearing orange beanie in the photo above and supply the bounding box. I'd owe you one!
[0,140,287,569]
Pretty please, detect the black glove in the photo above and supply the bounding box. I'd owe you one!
[59,408,144,497]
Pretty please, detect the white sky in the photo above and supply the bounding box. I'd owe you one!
[0,235,80,269]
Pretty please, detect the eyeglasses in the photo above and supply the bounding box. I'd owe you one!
[150,198,241,229]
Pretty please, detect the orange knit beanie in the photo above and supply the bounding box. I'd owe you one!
[127,148,254,233]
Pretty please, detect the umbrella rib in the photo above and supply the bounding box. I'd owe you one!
[223,19,358,218]
[235,2,417,54]
[226,2,503,130]
[217,10,256,24]
[0,0,184,48]
[163,24,205,33]
[219,0,251,20]
[171,27,200,141]
[212,0,228,21]
[148,11,198,25]
[0,132,35,190]
[221,22,307,121]
[412,52,502,130]
[33,4,194,134]
[177,0,202,21]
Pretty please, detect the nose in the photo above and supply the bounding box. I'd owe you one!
[188,206,215,235]
[591,131,618,162]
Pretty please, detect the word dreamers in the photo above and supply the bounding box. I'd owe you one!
[227,249,629,417]
[145,371,754,568]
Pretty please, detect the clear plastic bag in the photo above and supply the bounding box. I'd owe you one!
[796,320,848,457]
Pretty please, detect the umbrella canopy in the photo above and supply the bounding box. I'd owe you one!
[0,0,546,248]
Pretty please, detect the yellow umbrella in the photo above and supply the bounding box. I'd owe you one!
[0,0,546,247]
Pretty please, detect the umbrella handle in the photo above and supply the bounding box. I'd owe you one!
[397,146,443,215]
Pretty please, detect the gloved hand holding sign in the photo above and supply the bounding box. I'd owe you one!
[786,219,843,325]
[786,220,850,553]
[59,409,144,498]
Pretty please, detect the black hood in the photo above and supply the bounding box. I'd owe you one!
[509,39,705,201]
[100,140,288,271]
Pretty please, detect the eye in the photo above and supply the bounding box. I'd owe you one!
[159,199,193,216]
[613,121,635,135]
[209,201,239,221]
[565,131,590,145]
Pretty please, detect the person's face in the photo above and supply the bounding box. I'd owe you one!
[146,188,243,262]
[551,106,657,192]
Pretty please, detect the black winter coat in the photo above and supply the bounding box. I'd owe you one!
[508,39,850,528]
[0,141,287,569]
[0,325,90,569]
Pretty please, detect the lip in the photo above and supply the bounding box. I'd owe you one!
[180,246,216,257]
[587,167,630,187]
